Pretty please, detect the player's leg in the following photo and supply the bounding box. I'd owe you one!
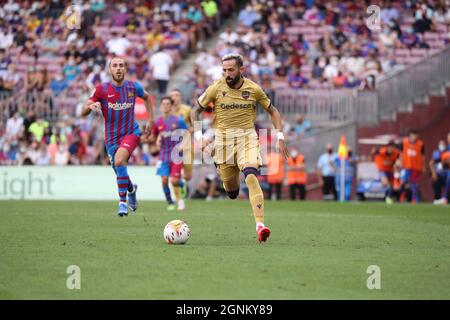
[119,135,140,212]
[157,161,175,210]
[236,131,269,242]
[242,165,270,242]
[114,148,132,217]
[170,161,185,210]
[217,163,240,199]
[179,164,191,200]
[106,144,131,216]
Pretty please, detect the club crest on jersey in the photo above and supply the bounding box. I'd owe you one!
[128,92,134,98]
[242,91,250,99]
[222,91,227,97]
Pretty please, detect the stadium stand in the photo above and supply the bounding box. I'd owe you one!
[0,0,235,165]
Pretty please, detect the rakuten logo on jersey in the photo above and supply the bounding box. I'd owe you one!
[108,102,133,110]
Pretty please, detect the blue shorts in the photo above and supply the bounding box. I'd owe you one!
[156,161,183,178]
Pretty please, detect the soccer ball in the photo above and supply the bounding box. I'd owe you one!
[163,220,190,245]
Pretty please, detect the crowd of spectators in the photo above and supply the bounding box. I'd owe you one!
[188,0,450,106]
[0,0,233,165]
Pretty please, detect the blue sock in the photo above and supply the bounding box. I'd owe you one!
[163,185,173,204]
[127,179,134,192]
[116,166,128,202]
[179,179,184,188]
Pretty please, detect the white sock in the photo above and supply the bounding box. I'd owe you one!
[256,222,265,230]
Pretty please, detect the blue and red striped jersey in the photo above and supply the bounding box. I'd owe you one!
[152,115,188,162]
[90,80,144,146]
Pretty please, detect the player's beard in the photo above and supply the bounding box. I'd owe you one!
[112,73,124,83]
[226,74,241,87]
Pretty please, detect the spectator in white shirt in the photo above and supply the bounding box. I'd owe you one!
[381,1,399,25]
[149,48,173,95]
[161,1,181,22]
[219,27,238,45]
[106,32,131,56]
[3,0,20,15]
[35,143,51,165]
[0,28,14,49]
[5,112,24,140]
[195,49,217,73]
[1,64,21,93]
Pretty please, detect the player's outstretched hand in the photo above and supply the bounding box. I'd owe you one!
[278,139,290,160]
[144,120,152,136]
[89,102,102,113]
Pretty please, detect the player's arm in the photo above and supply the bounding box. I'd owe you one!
[266,105,290,160]
[191,103,204,128]
[135,82,153,135]
[81,99,101,117]
[82,85,103,117]
[256,86,290,159]
[147,128,158,143]
[142,90,154,135]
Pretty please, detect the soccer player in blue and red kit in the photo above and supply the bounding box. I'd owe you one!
[148,97,188,211]
[81,57,153,216]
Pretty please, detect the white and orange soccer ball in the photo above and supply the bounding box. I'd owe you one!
[163,220,190,244]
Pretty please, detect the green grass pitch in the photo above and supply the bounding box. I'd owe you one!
[0,200,449,299]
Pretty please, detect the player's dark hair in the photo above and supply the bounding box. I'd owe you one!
[160,96,174,105]
[222,53,244,67]
[409,129,418,135]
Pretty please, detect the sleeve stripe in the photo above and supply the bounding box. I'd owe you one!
[197,99,207,109]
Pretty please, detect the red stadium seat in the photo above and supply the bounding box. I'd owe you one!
[410,48,428,58]
[292,20,307,27]
[394,49,411,58]
[424,32,439,41]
